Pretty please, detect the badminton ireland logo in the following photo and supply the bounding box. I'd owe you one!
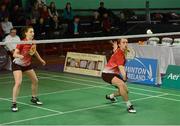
[125,57,158,85]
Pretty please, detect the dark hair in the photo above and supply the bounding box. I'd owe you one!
[65,2,72,13]
[10,28,16,32]
[100,2,104,5]
[21,26,33,38]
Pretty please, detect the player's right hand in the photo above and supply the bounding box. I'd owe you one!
[19,55,24,59]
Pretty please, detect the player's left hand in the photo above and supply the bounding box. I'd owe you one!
[41,59,46,66]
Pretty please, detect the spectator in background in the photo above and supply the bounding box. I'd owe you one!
[48,1,59,19]
[40,5,50,20]
[35,17,47,39]
[49,15,63,38]
[4,28,20,71]
[0,4,9,21]
[0,0,10,9]
[68,16,81,37]
[91,11,101,32]
[1,16,13,36]
[37,0,46,5]
[25,0,37,13]
[63,2,74,23]
[118,11,127,33]
[4,28,20,56]
[28,18,37,29]
[10,5,26,26]
[31,2,41,21]
[97,1,108,20]
[0,22,4,41]
[102,13,111,34]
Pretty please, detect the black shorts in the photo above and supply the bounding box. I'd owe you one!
[102,73,123,84]
[12,63,33,72]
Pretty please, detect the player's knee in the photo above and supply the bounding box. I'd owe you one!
[32,78,38,84]
[116,83,123,89]
[15,81,21,87]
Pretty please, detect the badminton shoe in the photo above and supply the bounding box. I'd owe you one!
[31,97,43,105]
[127,105,136,113]
[106,95,117,102]
[11,103,18,112]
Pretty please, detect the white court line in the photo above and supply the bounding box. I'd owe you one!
[0,97,63,114]
[5,73,178,102]
[6,76,150,99]
[63,93,168,114]
[1,72,180,124]
[40,76,180,102]
[39,72,180,97]
[158,96,180,102]
[2,73,178,124]
[7,86,100,99]
[2,93,168,125]
[0,76,13,79]
[3,72,180,97]
[3,73,180,102]
[39,77,161,98]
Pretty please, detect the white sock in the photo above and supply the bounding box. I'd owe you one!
[126,101,132,107]
[109,94,115,98]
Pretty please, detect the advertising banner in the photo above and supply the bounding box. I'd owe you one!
[64,52,106,77]
[125,57,158,85]
[162,65,180,90]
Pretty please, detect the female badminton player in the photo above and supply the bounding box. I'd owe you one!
[11,26,46,112]
[102,38,136,113]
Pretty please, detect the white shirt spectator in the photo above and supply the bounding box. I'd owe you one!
[4,31,20,51]
[1,17,13,34]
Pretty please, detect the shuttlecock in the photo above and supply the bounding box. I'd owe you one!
[146,29,153,34]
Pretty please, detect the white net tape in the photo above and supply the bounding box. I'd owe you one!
[1,32,180,45]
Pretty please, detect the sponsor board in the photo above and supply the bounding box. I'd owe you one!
[64,52,106,77]
[125,57,158,85]
[162,65,180,90]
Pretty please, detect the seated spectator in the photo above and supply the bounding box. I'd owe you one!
[48,1,59,19]
[101,13,111,33]
[4,28,20,54]
[68,16,82,37]
[35,17,47,39]
[118,11,127,33]
[63,2,74,23]
[40,5,50,20]
[0,4,9,21]
[49,15,63,38]
[97,1,108,20]
[1,16,13,36]
[91,11,101,32]
[10,5,26,26]
[31,2,41,21]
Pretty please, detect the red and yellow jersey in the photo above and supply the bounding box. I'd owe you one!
[13,39,33,66]
[103,48,125,74]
